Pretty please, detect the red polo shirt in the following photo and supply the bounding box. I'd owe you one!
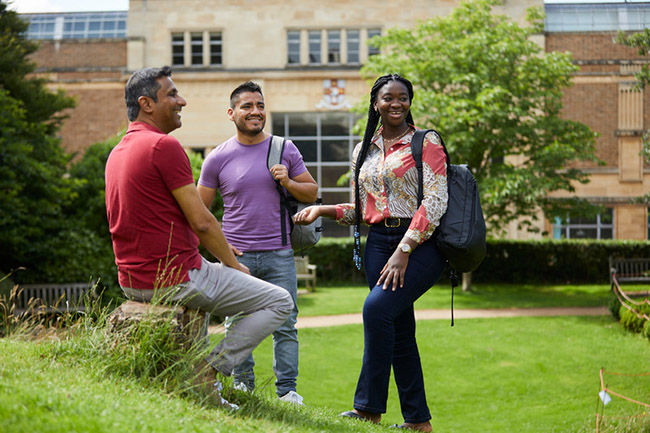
[105,122,202,290]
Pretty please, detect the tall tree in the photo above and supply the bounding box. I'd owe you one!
[616,29,650,205]
[0,2,74,131]
[362,0,600,234]
[0,1,80,283]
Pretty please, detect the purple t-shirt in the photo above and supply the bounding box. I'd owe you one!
[198,135,307,252]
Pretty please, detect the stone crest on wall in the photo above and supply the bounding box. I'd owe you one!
[316,79,351,110]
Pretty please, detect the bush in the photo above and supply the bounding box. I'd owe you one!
[619,304,650,334]
[643,319,650,340]
[607,293,622,321]
[306,237,650,285]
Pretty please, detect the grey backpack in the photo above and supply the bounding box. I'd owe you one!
[267,135,322,255]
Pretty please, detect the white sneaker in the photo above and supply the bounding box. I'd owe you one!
[233,382,250,393]
[278,390,304,405]
[213,380,239,411]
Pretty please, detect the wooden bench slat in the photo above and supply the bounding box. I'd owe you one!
[12,282,95,314]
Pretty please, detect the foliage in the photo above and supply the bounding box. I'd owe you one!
[0,89,82,283]
[0,2,75,132]
[619,304,650,334]
[67,131,124,239]
[65,134,223,297]
[306,237,650,285]
[360,0,600,234]
[615,29,650,206]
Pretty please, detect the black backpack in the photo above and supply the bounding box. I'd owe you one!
[411,129,486,308]
[267,135,323,256]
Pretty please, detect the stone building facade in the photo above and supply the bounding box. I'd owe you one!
[23,1,650,239]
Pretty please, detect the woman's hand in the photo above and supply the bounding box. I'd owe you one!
[377,244,412,291]
[293,205,322,225]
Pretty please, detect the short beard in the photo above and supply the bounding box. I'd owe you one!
[235,119,265,136]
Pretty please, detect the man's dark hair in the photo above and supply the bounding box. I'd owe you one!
[125,66,172,121]
[230,81,263,108]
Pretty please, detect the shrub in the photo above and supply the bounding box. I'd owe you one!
[619,304,650,334]
[307,238,650,285]
[643,320,650,340]
[607,294,622,321]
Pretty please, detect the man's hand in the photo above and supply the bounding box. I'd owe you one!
[230,243,243,257]
[237,262,251,275]
[270,163,290,187]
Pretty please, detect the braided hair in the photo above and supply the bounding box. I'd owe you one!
[352,74,414,270]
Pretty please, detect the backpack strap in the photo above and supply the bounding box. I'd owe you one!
[267,135,291,246]
[411,129,451,208]
[411,129,456,326]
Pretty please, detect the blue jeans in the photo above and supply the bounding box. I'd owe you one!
[227,248,299,397]
[353,223,445,424]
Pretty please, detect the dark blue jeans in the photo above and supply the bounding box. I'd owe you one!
[353,223,445,423]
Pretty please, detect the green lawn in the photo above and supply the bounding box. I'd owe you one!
[297,283,618,317]
[247,315,650,432]
[2,283,649,433]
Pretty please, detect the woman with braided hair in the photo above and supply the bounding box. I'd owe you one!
[294,74,448,431]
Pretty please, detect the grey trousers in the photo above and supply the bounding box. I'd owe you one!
[122,256,293,377]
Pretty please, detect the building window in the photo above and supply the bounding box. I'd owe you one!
[545,3,650,32]
[272,112,362,237]
[23,12,127,40]
[308,30,321,64]
[347,29,360,64]
[553,208,614,240]
[170,31,222,67]
[287,28,380,66]
[367,28,381,56]
[171,33,185,66]
[191,32,203,66]
[287,30,301,64]
[327,30,341,64]
[209,32,222,65]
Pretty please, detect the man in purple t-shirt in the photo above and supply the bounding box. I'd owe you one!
[198,81,317,404]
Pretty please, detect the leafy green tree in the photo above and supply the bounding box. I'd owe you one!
[0,1,80,284]
[361,0,600,234]
[616,29,650,205]
[0,89,81,282]
[0,2,74,131]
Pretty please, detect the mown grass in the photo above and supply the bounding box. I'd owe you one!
[245,315,650,432]
[297,283,620,317]
[2,283,649,432]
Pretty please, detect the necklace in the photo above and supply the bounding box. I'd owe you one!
[382,127,410,147]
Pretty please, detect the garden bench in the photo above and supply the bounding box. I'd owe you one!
[609,256,650,297]
[12,282,96,315]
[294,256,317,291]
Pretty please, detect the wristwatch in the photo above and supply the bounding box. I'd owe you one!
[398,243,412,255]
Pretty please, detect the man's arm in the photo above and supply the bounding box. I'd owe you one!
[171,183,247,272]
[270,166,318,203]
[197,184,217,209]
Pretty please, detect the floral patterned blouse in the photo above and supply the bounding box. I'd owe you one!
[335,126,448,245]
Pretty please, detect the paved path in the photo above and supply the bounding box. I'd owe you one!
[208,306,609,334]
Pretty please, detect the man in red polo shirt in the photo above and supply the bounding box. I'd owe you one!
[105,66,292,408]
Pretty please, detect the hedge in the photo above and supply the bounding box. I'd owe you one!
[302,238,650,285]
